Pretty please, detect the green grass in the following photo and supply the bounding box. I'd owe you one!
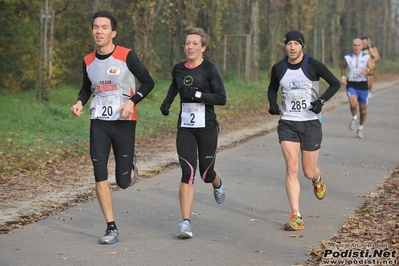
[0,79,267,173]
[1,87,91,172]
[1,60,398,173]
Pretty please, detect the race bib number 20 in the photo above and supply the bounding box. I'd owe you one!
[94,95,121,120]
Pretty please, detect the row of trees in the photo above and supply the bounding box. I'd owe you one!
[1,0,398,97]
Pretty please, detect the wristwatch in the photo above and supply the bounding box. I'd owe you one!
[195,91,202,99]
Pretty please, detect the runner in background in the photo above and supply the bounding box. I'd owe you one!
[361,36,380,98]
[342,38,374,139]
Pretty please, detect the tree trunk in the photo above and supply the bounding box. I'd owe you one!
[92,0,100,13]
[331,0,345,69]
[132,1,164,75]
[250,0,260,82]
[313,0,319,59]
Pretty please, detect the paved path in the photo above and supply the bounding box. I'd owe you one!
[0,85,398,266]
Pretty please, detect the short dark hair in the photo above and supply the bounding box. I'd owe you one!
[185,26,209,47]
[361,36,371,40]
[92,10,117,31]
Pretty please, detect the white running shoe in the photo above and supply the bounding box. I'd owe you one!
[349,119,357,130]
[177,220,193,239]
[213,174,226,204]
[357,129,364,139]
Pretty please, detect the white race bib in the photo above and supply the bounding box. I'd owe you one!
[180,103,205,128]
[283,90,311,113]
[94,95,121,120]
[349,68,364,81]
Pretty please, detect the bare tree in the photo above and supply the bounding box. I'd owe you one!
[331,0,345,69]
[250,0,260,82]
[38,0,54,102]
[92,0,100,13]
[131,0,166,74]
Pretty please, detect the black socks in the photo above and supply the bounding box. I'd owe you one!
[107,221,117,230]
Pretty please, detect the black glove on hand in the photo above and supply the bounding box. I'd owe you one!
[160,102,171,116]
[179,88,195,100]
[309,99,323,114]
[268,103,280,115]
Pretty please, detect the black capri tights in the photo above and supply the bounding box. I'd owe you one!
[176,127,219,184]
[90,119,136,189]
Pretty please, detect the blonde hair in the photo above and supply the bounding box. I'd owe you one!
[185,26,209,47]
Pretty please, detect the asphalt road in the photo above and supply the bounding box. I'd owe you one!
[0,85,398,266]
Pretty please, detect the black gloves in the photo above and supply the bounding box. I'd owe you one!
[268,103,280,115]
[179,88,196,100]
[269,100,324,115]
[160,102,171,116]
[309,99,324,114]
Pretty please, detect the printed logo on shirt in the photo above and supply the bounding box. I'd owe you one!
[97,80,118,92]
[289,79,300,90]
[183,76,194,86]
[107,66,120,75]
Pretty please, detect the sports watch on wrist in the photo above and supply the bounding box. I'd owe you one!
[195,91,202,99]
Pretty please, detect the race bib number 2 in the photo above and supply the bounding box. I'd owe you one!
[94,95,121,120]
[180,103,205,128]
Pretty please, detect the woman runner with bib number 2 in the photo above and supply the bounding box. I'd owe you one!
[160,26,227,239]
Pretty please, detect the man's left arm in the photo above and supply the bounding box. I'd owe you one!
[126,51,155,105]
[311,58,341,102]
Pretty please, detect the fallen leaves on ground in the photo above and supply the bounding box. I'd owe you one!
[304,168,399,265]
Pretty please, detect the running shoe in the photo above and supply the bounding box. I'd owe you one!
[99,226,119,244]
[349,118,357,130]
[129,154,138,187]
[357,129,364,139]
[313,174,327,200]
[284,211,304,231]
[177,220,193,239]
[213,173,226,204]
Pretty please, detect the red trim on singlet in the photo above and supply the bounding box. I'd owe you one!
[83,51,96,67]
[112,46,131,62]
[113,46,137,121]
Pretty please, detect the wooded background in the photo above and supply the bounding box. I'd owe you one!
[1,0,398,97]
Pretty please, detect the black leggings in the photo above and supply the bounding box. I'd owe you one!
[176,127,219,184]
[90,119,136,189]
